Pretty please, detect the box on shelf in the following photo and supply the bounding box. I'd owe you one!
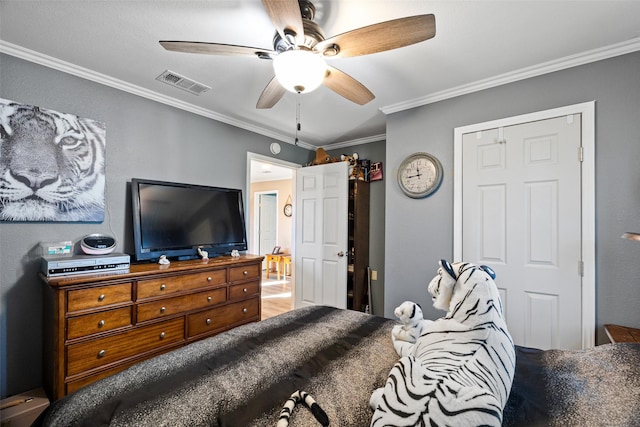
[39,241,73,257]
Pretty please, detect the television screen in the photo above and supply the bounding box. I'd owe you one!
[131,178,248,262]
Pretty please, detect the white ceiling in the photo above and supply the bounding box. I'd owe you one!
[250,160,293,182]
[1,1,639,149]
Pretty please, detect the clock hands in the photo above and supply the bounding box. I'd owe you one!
[405,166,422,179]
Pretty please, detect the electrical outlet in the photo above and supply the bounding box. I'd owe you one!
[371,270,378,281]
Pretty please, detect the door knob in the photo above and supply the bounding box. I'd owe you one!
[337,251,345,257]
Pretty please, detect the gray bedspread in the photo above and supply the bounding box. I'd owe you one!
[39,306,399,427]
[38,306,640,427]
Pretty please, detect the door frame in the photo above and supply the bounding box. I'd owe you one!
[453,101,596,349]
[246,151,301,269]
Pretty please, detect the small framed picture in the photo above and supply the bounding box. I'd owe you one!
[272,246,281,254]
[370,162,383,181]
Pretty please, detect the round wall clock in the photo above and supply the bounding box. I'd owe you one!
[397,152,443,198]
[283,195,293,217]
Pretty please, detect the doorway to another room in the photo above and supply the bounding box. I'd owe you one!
[248,153,298,320]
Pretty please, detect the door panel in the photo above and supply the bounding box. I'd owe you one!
[258,193,277,256]
[295,162,348,309]
[462,115,582,350]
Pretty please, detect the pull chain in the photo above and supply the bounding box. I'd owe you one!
[295,96,301,146]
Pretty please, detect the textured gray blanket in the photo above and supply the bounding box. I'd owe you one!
[38,306,640,426]
[40,306,399,427]
[503,342,640,427]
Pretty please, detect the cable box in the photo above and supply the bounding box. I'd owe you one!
[42,253,130,277]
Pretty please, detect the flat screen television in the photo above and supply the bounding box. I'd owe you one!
[130,178,248,262]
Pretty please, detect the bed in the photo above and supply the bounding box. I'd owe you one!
[37,306,640,426]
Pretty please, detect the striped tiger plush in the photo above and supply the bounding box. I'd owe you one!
[0,98,106,221]
[390,301,433,357]
[277,390,329,427]
[370,259,515,427]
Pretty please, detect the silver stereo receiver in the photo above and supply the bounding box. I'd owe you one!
[42,253,130,277]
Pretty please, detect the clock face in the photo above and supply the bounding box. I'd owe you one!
[397,152,443,198]
[283,203,292,217]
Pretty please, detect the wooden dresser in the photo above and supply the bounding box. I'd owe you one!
[41,254,263,400]
[604,324,640,343]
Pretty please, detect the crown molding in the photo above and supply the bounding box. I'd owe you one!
[381,37,640,115]
[4,37,639,149]
[320,133,386,151]
[0,40,312,147]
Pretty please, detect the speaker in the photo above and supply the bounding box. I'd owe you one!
[81,234,117,255]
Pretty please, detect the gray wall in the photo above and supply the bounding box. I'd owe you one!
[0,53,311,398]
[384,51,640,345]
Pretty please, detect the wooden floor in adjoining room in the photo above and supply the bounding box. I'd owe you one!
[261,271,293,320]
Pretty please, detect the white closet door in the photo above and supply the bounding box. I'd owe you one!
[462,114,582,350]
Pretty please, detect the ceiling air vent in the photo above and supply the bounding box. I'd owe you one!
[156,70,211,96]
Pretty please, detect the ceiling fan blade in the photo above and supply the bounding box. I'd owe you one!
[322,65,375,105]
[160,41,275,58]
[316,14,435,58]
[261,0,305,45]
[256,76,287,109]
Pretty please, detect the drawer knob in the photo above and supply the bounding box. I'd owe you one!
[243,288,248,293]
[207,296,212,302]
[98,350,106,358]
[160,284,166,291]
[243,270,248,276]
[160,306,166,313]
[98,294,105,302]
[98,320,105,328]
[207,276,212,282]
[206,318,212,325]
[159,332,166,339]
[243,308,248,314]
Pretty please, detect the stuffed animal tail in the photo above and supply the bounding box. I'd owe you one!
[277,390,329,427]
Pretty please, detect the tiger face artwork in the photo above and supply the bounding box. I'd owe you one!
[0,99,106,222]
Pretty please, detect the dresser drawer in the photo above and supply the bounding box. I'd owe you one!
[65,345,177,395]
[67,317,184,376]
[229,281,260,301]
[67,283,132,312]
[137,287,227,322]
[67,307,132,340]
[187,298,259,338]
[229,264,260,282]
[137,270,226,300]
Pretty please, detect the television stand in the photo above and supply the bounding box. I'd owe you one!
[41,254,264,401]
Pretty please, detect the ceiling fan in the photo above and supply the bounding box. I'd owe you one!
[160,0,435,109]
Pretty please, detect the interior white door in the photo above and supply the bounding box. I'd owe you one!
[258,193,277,257]
[462,114,582,350]
[294,162,348,309]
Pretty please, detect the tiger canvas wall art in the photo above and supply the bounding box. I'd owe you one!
[0,98,106,222]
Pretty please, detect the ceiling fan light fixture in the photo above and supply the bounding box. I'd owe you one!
[273,50,327,94]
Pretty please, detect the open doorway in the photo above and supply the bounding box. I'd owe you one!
[247,153,299,320]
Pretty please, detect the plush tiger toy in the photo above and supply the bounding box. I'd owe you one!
[390,301,432,357]
[277,390,329,427]
[370,259,515,427]
[0,98,106,221]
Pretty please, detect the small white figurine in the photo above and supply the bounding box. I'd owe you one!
[197,247,209,261]
[158,255,170,265]
[231,250,240,258]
